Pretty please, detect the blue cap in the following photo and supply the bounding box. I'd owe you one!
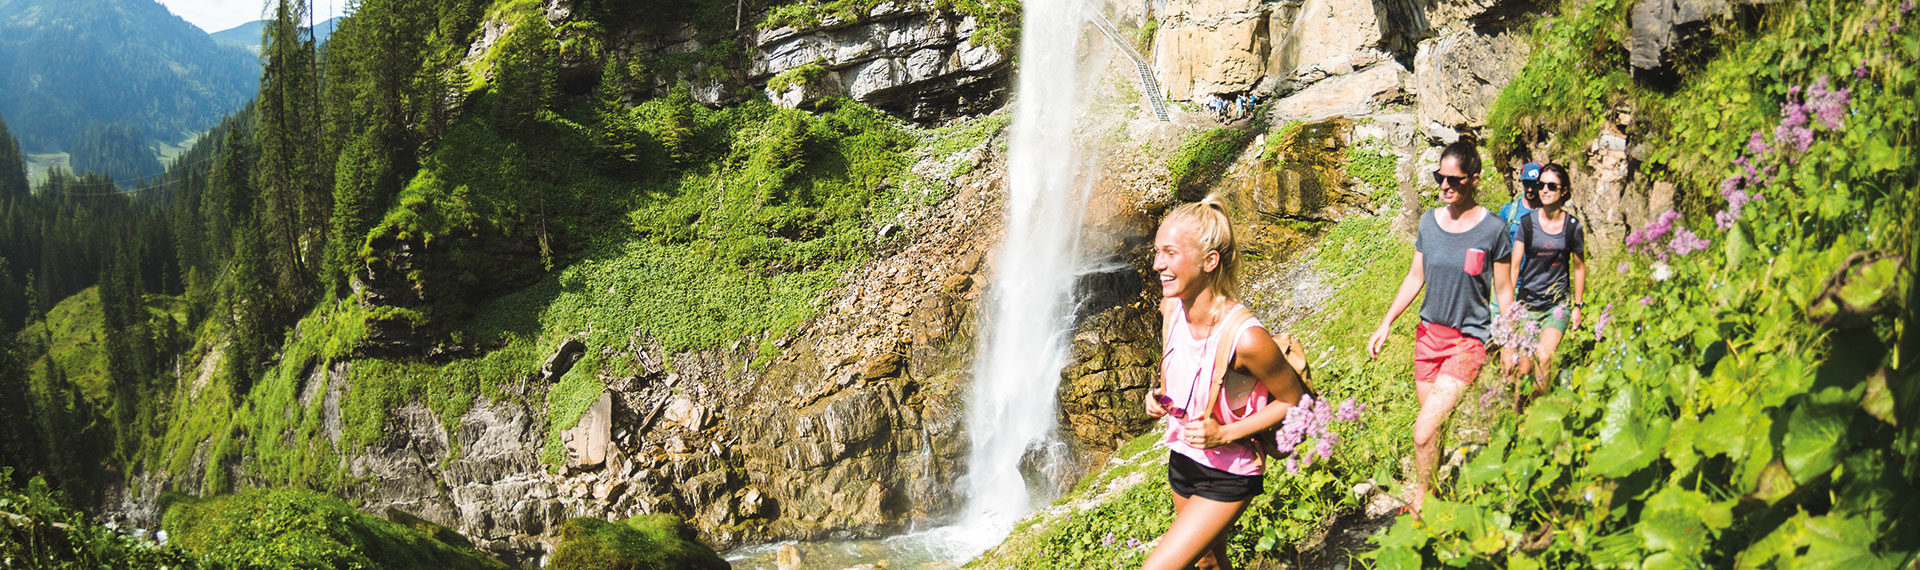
[1518,162,1543,182]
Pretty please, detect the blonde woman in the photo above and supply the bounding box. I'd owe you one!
[1143,197,1307,570]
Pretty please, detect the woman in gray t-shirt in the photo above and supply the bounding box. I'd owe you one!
[1366,140,1514,516]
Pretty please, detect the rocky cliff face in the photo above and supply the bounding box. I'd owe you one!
[750,2,1011,121]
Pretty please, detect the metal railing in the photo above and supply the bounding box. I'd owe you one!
[1084,6,1171,122]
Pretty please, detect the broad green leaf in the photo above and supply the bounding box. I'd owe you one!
[1795,514,1892,569]
[1638,509,1708,553]
[1664,416,1702,475]
[1372,517,1429,549]
[1837,256,1903,311]
[1728,220,1758,266]
[1860,368,1896,426]
[1736,512,1805,569]
[1863,135,1900,172]
[1781,403,1851,483]
[1373,546,1423,570]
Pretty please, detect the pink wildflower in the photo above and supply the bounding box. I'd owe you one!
[1617,261,1630,274]
[1668,224,1712,256]
[1746,132,1771,156]
[1640,296,1654,306]
[1593,303,1614,341]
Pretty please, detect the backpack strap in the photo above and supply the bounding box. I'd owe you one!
[1197,305,1254,424]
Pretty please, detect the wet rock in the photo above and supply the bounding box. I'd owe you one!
[776,543,803,570]
[751,4,1008,121]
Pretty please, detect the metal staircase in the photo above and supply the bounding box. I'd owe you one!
[1084,6,1171,122]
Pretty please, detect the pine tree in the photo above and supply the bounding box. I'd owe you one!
[254,0,326,312]
[494,10,558,139]
[0,115,27,199]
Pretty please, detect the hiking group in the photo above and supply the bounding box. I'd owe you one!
[1140,139,1586,569]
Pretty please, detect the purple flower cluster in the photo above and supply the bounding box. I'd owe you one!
[1667,224,1711,256]
[1592,303,1614,342]
[1774,77,1852,155]
[1625,210,1681,257]
[1489,300,1538,348]
[1904,0,1915,14]
[1715,183,1761,231]
[1274,395,1365,473]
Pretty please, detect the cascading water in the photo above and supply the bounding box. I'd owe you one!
[947,0,1092,555]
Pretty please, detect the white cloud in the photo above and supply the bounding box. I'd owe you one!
[155,0,350,35]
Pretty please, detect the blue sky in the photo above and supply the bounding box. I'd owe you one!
[155,0,350,35]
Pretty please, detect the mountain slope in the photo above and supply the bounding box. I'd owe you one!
[0,0,257,166]
[210,16,338,55]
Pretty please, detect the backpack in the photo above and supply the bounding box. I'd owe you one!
[1165,304,1316,459]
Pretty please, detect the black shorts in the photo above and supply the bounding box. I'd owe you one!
[1168,451,1264,503]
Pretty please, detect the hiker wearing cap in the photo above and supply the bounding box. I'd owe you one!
[1494,162,1542,378]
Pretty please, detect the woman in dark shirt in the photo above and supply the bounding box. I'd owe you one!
[1507,164,1586,400]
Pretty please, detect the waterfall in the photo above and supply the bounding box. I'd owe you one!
[948,0,1092,555]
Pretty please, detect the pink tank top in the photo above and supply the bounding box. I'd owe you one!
[1162,299,1267,476]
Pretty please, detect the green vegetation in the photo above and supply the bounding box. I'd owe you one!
[547,515,730,569]
[767,60,830,93]
[1482,0,1632,167]
[1346,139,1398,196]
[1169,127,1257,199]
[0,468,197,567]
[162,488,506,569]
[1371,0,1919,566]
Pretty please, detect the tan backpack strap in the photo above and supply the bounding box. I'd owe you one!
[1198,305,1253,423]
[1272,332,1312,386]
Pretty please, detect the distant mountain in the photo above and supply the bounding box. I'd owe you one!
[211,16,339,55]
[0,0,258,180]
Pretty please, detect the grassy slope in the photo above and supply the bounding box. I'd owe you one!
[151,95,1009,493]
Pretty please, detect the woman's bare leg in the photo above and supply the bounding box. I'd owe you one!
[1409,375,1469,514]
[1146,494,1251,570]
[1532,327,1566,395]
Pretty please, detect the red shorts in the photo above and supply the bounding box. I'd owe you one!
[1414,321,1486,384]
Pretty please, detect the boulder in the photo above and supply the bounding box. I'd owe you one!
[539,338,587,382]
[1411,30,1530,128]
[1269,0,1389,81]
[1270,61,1409,122]
[1630,0,1731,71]
[1153,0,1272,99]
[563,392,613,467]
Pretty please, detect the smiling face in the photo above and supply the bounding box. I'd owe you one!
[1153,221,1218,301]
[1538,169,1567,208]
[1437,156,1479,207]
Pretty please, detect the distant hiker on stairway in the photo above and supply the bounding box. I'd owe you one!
[1367,139,1514,517]
[1143,197,1307,570]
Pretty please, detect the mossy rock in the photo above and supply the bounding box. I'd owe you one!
[548,515,730,570]
[162,488,506,570]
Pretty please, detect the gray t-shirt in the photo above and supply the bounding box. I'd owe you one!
[1415,207,1514,341]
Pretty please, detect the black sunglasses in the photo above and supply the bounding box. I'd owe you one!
[1520,180,1542,189]
[1432,171,1471,187]
[1539,182,1565,192]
